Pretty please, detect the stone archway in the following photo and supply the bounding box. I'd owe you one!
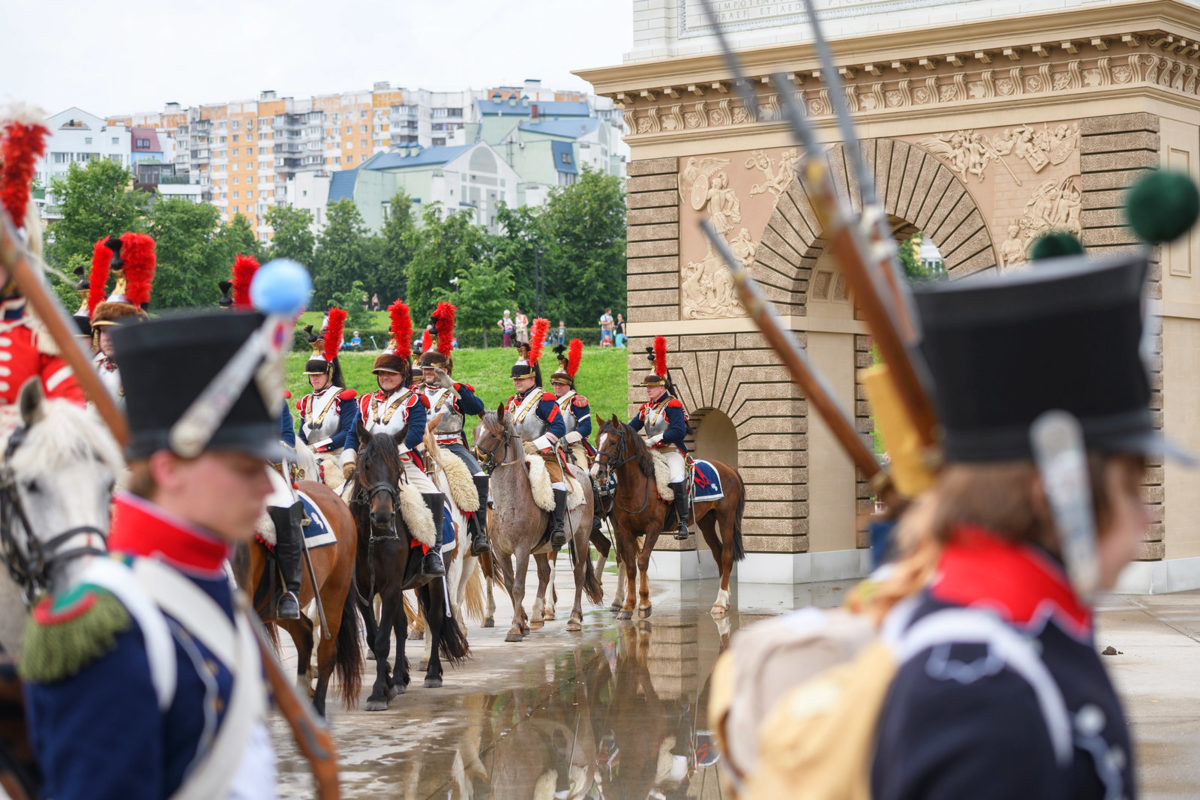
[689,407,739,468]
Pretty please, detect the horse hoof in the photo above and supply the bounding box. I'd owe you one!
[617,610,632,621]
[482,617,494,628]
[424,677,443,689]
[365,699,389,712]
[609,602,622,613]
[711,605,728,619]
[387,685,401,700]
[566,619,582,632]
[543,609,557,621]
[638,606,652,619]
[528,619,544,631]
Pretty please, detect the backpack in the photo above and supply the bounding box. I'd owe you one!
[708,599,1072,799]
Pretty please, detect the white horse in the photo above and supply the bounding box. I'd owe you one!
[0,381,124,656]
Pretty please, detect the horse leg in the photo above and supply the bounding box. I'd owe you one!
[636,532,657,619]
[611,558,625,612]
[697,511,729,617]
[568,530,586,633]
[278,618,315,697]
[358,592,378,661]
[423,586,444,688]
[543,551,557,621]
[617,534,638,621]
[591,525,612,586]
[393,594,410,696]
[483,560,497,629]
[506,548,531,642]
[366,589,398,711]
[529,554,550,630]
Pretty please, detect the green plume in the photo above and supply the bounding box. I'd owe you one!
[1125,169,1200,245]
[1029,231,1085,261]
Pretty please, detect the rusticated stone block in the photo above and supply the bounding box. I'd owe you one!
[627,239,678,258]
[627,223,679,242]
[628,205,679,225]
[628,190,678,209]
[1081,113,1159,136]
[1080,131,1160,155]
[627,157,678,177]
[1080,150,1158,173]
[627,173,677,193]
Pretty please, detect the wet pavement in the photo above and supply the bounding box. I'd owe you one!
[269,564,1200,799]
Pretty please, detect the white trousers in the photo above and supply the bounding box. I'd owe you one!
[401,450,438,494]
[660,447,686,484]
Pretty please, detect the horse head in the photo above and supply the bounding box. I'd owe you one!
[351,419,405,532]
[473,406,514,475]
[0,380,124,600]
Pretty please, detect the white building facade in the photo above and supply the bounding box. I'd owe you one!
[35,108,131,209]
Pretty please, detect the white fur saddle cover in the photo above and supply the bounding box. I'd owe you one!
[649,450,675,502]
[521,442,585,513]
[424,442,480,512]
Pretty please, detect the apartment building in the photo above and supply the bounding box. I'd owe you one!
[35,108,131,214]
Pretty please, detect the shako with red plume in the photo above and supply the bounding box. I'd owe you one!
[91,232,157,330]
[420,329,432,354]
[642,335,670,387]
[304,306,347,382]
[419,301,457,369]
[373,299,413,375]
[512,317,551,383]
[0,106,49,235]
[323,307,346,363]
[231,254,259,308]
[550,338,584,387]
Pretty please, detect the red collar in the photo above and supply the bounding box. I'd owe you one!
[931,525,1092,638]
[108,492,231,577]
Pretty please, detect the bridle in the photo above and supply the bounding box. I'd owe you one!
[350,462,403,606]
[0,425,108,604]
[594,425,650,515]
[473,420,522,475]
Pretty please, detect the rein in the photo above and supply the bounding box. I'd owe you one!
[595,427,651,516]
[0,425,106,603]
[474,422,523,475]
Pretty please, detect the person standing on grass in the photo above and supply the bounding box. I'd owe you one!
[556,320,567,347]
[498,310,514,347]
[371,292,380,311]
[615,313,626,348]
[598,308,614,347]
[514,308,529,346]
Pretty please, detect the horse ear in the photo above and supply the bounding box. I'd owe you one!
[356,418,370,445]
[611,413,619,426]
[497,403,506,422]
[393,425,408,448]
[18,378,44,427]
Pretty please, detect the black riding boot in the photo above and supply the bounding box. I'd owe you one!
[591,479,604,536]
[669,482,690,540]
[549,488,568,550]
[469,474,490,556]
[420,493,447,579]
[269,502,304,618]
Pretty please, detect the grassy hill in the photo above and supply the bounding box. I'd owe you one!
[285,345,632,444]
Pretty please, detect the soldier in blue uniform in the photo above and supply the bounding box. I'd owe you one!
[870,252,1181,799]
[629,341,691,540]
[22,310,283,800]
[507,348,569,549]
[550,339,604,538]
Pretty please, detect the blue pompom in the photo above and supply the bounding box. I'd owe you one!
[250,259,312,316]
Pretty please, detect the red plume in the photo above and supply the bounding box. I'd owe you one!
[654,335,668,378]
[231,254,259,308]
[120,232,156,308]
[567,338,583,378]
[388,299,412,359]
[323,307,346,362]
[433,302,456,357]
[528,318,550,365]
[421,329,432,354]
[0,117,49,229]
[88,237,112,315]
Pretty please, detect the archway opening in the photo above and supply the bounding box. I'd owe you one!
[689,408,738,469]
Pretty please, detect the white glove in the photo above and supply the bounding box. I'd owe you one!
[646,433,664,447]
[533,434,556,453]
[340,450,357,466]
[433,367,458,395]
[564,431,583,445]
[310,437,333,453]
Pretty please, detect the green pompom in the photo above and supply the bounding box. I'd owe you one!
[1029,231,1085,261]
[20,587,131,684]
[1125,169,1200,245]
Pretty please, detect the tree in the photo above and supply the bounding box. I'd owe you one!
[311,200,375,308]
[898,232,946,283]
[492,203,545,318]
[539,166,626,326]
[144,198,224,308]
[213,213,265,265]
[375,191,417,303]
[404,205,491,322]
[437,258,514,339]
[46,160,147,269]
[265,205,315,267]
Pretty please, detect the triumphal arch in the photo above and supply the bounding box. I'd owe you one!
[580,0,1200,593]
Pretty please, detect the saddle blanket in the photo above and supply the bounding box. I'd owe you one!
[299,491,338,549]
[440,499,457,552]
[692,460,724,502]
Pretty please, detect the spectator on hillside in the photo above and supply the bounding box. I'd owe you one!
[556,320,567,347]
[515,308,529,346]
[371,293,381,312]
[362,293,369,311]
[349,331,362,350]
[615,313,626,348]
[599,307,614,347]
[498,310,514,347]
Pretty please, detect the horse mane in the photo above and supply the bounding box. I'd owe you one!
[356,427,403,481]
[600,419,655,479]
[7,399,125,476]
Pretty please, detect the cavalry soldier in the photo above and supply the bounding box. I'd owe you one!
[418,302,490,556]
[22,309,283,799]
[629,338,691,540]
[344,300,446,580]
[296,308,358,489]
[550,339,605,538]
[0,110,85,416]
[506,319,569,549]
[88,232,157,406]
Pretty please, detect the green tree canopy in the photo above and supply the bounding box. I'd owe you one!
[404,205,491,323]
[213,213,265,265]
[144,198,223,308]
[311,199,376,308]
[437,257,514,339]
[265,204,315,267]
[46,160,147,268]
[375,191,417,304]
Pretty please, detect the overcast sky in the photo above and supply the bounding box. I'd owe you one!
[4,0,634,117]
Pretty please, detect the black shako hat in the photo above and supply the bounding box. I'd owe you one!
[111,310,280,461]
[915,251,1193,464]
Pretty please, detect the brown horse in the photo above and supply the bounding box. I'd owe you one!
[594,417,746,619]
[473,408,603,642]
[235,479,362,717]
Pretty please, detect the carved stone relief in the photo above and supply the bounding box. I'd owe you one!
[920,123,1079,186]
[998,176,1083,271]
[745,148,801,198]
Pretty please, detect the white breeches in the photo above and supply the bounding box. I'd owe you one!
[662,448,686,484]
[401,451,438,494]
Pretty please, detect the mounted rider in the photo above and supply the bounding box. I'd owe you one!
[88,232,157,407]
[0,110,85,417]
[417,301,490,556]
[629,337,691,540]
[22,309,285,799]
[344,300,446,580]
[550,338,605,537]
[296,308,358,490]
[506,318,569,549]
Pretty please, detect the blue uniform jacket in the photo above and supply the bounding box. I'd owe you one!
[455,382,485,416]
[629,396,688,453]
[298,390,358,451]
[24,493,249,800]
[279,404,295,447]
[572,395,593,439]
[871,527,1135,800]
[537,392,566,439]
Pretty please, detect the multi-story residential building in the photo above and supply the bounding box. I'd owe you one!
[35,108,131,214]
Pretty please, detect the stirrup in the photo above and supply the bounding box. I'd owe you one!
[550,528,567,549]
[276,591,301,619]
[470,531,490,556]
[421,551,446,578]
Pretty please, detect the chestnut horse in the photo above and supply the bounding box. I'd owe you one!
[235,479,362,717]
[594,417,745,619]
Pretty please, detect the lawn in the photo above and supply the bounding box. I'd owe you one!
[285,345,633,445]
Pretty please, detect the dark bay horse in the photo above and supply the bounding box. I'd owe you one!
[350,423,469,711]
[235,479,361,717]
[594,417,746,619]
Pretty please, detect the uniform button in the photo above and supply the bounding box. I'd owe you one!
[205,659,219,674]
[214,696,225,714]
[1075,704,1106,737]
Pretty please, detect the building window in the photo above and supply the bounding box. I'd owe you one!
[108,154,123,165]
[231,120,239,129]
[232,149,238,156]
[84,137,92,144]
[334,156,340,163]
[246,190,253,198]
[52,152,70,164]
[360,125,367,133]
[360,110,367,119]
[232,206,238,213]
[233,191,239,198]
[112,137,119,145]
[247,175,254,184]
[219,136,227,143]
[361,140,367,148]
[345,126,351,135]
[233,177,238,184]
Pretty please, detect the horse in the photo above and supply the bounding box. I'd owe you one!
[473,408,603,642]
[349,422,469,711]
[232,478,362,718]
[593,416,746,619]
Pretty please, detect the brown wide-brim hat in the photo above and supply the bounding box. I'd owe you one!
[549,370,573,387]
[373,352,409,375]
[418,350,450,369]
[91,301,148,329]
[642,373,667,387]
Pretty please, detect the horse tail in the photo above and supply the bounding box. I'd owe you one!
[464,567,485,622]
[581,541,604,605]
[419,583,470,664]
[731,469,747,563]
[404,592,425,635]
[334,575,364,709]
